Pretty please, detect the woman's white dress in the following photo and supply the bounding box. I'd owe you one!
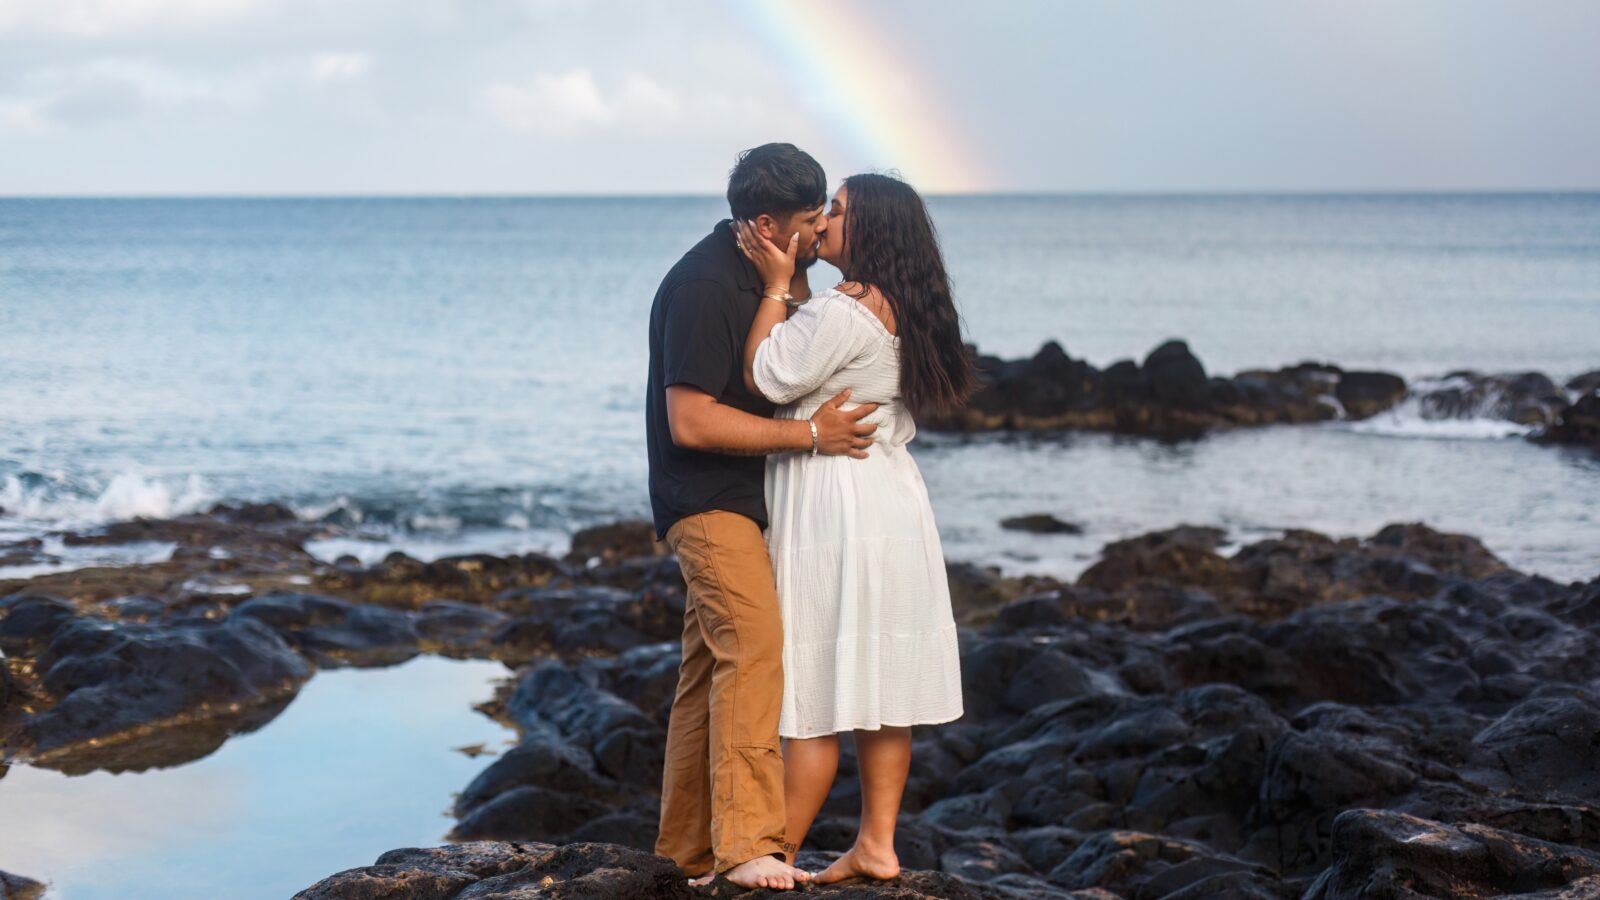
[752,287,964,739]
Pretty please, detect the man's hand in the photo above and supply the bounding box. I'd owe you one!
[811,388,879,459]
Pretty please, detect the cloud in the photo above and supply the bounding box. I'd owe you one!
[0,58,280,131]
[478,69,679,136]
[309,52,371,83]
[0,0,268,38]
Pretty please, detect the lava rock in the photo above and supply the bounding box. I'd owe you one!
[1538,392,1600,451]
[1304,809,1600,899]
[233,592,421,668]
[294,841,694,900]
[1333,370,1407,419]
[564,519,667,566]
[1001,515,1084,535]
[12,604,311,761]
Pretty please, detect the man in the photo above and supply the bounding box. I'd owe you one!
[646,143,880,890]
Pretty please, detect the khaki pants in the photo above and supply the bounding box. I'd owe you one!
[655,509,793,876]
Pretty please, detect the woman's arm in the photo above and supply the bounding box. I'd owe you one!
[735,219,800,396]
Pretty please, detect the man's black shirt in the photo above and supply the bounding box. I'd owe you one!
[646,219,778,540]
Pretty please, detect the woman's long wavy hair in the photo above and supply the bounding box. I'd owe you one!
[838,173,976,416]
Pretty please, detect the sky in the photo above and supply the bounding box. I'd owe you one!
[1,0,1597,195]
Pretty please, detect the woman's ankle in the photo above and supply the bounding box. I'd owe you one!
[853,835,897,857]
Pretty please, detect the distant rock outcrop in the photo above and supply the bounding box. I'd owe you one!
[922,339,1599,453]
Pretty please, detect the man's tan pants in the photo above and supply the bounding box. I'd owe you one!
[655,509,794,876]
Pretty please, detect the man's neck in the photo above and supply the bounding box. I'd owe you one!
[790,268,811,301]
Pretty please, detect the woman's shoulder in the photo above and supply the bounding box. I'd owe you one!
[829,282,897,337]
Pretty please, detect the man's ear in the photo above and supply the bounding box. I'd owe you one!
[753,213,778,240]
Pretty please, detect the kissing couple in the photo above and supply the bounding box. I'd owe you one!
[644,143,978,889]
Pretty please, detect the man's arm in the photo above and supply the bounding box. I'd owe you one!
[666,384,810,455]
[666,384,877,459]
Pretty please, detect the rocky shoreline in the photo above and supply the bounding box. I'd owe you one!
[2,506,1599,898]
[920,339,1600,450]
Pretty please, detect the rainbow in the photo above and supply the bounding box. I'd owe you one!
[729,0,989,193]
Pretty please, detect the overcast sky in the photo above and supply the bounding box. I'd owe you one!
[2,0,1597,195]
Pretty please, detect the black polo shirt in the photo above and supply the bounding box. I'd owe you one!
[646,219,778,540]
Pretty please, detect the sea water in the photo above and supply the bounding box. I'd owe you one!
[2,194,1597,580]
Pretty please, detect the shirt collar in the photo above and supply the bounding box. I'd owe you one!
[715,218,761,292]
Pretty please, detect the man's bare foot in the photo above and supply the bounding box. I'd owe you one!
[814,841,900,883]
[687,871,714,887]
[722,854,811,890]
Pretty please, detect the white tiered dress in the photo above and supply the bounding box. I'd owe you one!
[751,287,964,739]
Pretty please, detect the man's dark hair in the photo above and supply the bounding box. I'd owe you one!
[726,143,826,221]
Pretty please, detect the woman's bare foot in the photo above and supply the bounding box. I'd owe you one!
[687,871,714,887]
[814,841,900,883]
[720,855,812,890]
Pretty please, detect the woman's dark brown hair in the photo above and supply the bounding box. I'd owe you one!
[839,173,976,415]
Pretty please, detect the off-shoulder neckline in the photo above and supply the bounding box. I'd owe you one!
[818,286,899,342]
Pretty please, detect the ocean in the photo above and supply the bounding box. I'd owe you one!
[2,194,1598,581]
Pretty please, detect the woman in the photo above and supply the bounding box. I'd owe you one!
[733,172,976,884]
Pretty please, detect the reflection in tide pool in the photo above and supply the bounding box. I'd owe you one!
[0,655,514,900]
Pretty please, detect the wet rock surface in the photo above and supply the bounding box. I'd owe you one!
[4,507,1599,897]
[921,340,1599,452]
[1537,392,1600,452]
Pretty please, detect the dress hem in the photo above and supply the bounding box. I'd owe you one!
[779,709,965,740]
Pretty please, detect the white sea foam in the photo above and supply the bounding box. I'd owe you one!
[1338,379,1537,440]
[0,536,177,580]
[305,526,568,567]
[291,496,364,524]
[1344,414,1531,440]
[95,472,213,521]
[2,471,213,528]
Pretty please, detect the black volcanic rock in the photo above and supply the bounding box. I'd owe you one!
[8,506,1600,897]
[922,340,1404,438]
[233,591,421,668]
[1334,370,1407,419]
[315,550,571,608]
[1001,514,1084,535]
[1303,809,1600,899]
[293,841,695,900]
[1420,370,1572,426]
[490,584,683,660]
[1568,370,1600,394]
[0,599,312,767]
[1141,340,1211,410]
[1537,392,1600,451]
[564,518,666,566]
[924,339,1598,453]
